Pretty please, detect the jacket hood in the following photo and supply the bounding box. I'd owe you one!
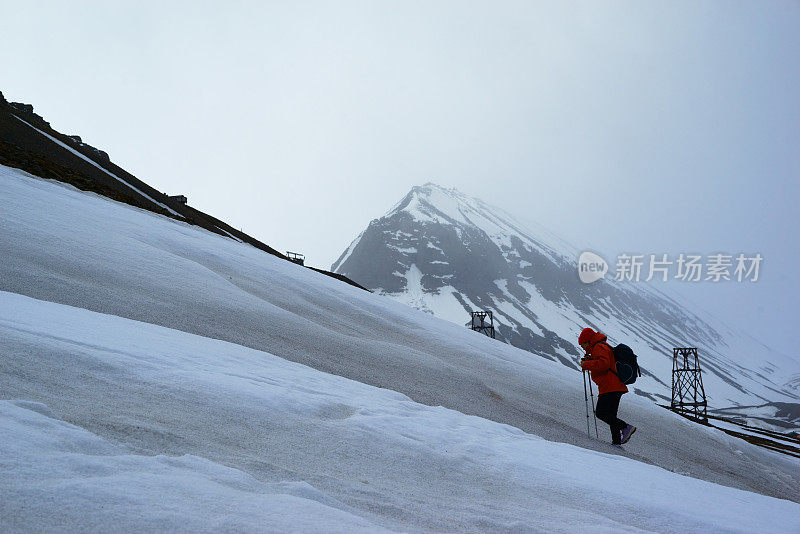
[578,327,595,345]
[589,331,607,346]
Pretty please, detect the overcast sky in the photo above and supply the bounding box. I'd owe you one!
[3,1,798,353]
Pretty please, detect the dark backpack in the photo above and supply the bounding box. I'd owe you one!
[603,342,641,385]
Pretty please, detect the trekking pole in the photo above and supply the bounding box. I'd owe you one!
[587,372,599,438]
[582,369,590,438]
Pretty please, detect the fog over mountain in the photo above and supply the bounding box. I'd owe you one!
[333,184,800,415]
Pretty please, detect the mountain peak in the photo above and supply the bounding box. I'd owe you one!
[418,182,460,193]
[414,182,471,202]
[387,183,479,228]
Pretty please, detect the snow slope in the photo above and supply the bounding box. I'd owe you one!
[2,291,799,532]
[1,165,799,530]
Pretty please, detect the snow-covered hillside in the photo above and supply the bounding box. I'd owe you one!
[4,291,800,532]
[332,183,800,411]
[2,165,799,531]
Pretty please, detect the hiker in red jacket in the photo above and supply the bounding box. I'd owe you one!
[579,327,636,446]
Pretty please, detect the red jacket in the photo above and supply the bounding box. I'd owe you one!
[581,331,628,395]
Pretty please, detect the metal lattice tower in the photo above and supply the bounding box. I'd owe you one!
[671,347,708,422]
[470,311,495,339]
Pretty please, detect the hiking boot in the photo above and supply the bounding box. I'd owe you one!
[620,424,637,444]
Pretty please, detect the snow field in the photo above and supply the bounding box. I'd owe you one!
[0,400,387,533]
[2,290,799,533]
[1,165,799,531]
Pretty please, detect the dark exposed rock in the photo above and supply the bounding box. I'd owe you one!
[10,102,33,114]
[9,101,51,128]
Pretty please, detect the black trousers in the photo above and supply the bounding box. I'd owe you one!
[595,391,628,444]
